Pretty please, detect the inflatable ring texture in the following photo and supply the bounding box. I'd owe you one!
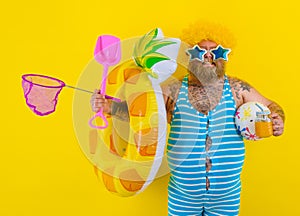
[95,60,168,197]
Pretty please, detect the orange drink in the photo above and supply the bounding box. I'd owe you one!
[255,111,273,138]
[255,121,273,138]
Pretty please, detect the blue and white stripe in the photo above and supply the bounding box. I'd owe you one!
[167,75,245,216]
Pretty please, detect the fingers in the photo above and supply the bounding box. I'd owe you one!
[90,89,107,112]
[270,113,284,136]
[270,112,280,119]
[272,125,284,136]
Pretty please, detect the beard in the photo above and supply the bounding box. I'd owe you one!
[188,60,225,84]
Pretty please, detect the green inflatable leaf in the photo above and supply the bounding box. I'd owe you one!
[133,28,177,78]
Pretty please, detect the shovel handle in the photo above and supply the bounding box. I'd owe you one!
[89,108,108,129]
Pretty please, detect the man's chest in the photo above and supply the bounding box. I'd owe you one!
[187,84,224,115]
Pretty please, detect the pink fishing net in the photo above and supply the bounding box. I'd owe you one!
[22,74,65,116]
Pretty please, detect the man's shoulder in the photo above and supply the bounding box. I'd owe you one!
[160,75,184,101]
[227,75,254,106]
[228,76,242,84]
[161,75,183,89]
[227,76,252,90]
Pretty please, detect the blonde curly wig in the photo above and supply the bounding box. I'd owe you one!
[180,20,236,50]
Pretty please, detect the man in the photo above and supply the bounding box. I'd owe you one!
[91,22,284,215]
[164,39,284,216]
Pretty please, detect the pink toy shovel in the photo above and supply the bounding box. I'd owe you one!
[89,35,121,129]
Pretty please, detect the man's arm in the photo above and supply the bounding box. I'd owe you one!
[90,90,129,121]
[91,77,182,124]
[229,77,285,136]
[111,101,129,121]
[161,78,181,124]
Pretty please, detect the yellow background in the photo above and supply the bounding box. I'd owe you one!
[1,0,299,215]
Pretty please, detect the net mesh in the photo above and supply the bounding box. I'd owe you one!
[22,74,65,116]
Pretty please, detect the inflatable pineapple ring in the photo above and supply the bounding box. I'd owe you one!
[94,28,181,196]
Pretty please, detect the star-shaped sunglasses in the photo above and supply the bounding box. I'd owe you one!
[186,45,231,62]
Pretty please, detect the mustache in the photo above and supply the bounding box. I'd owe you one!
[188,60,224,83]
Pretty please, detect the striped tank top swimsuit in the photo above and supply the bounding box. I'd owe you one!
[167,75,245,216]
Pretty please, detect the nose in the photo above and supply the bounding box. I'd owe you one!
[204,50,213,60]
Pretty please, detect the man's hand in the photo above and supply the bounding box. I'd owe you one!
[270,112,284,136]
[267,101,285,137]
[90,90,112,113]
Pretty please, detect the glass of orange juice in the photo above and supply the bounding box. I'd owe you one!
[255,111,273,138]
